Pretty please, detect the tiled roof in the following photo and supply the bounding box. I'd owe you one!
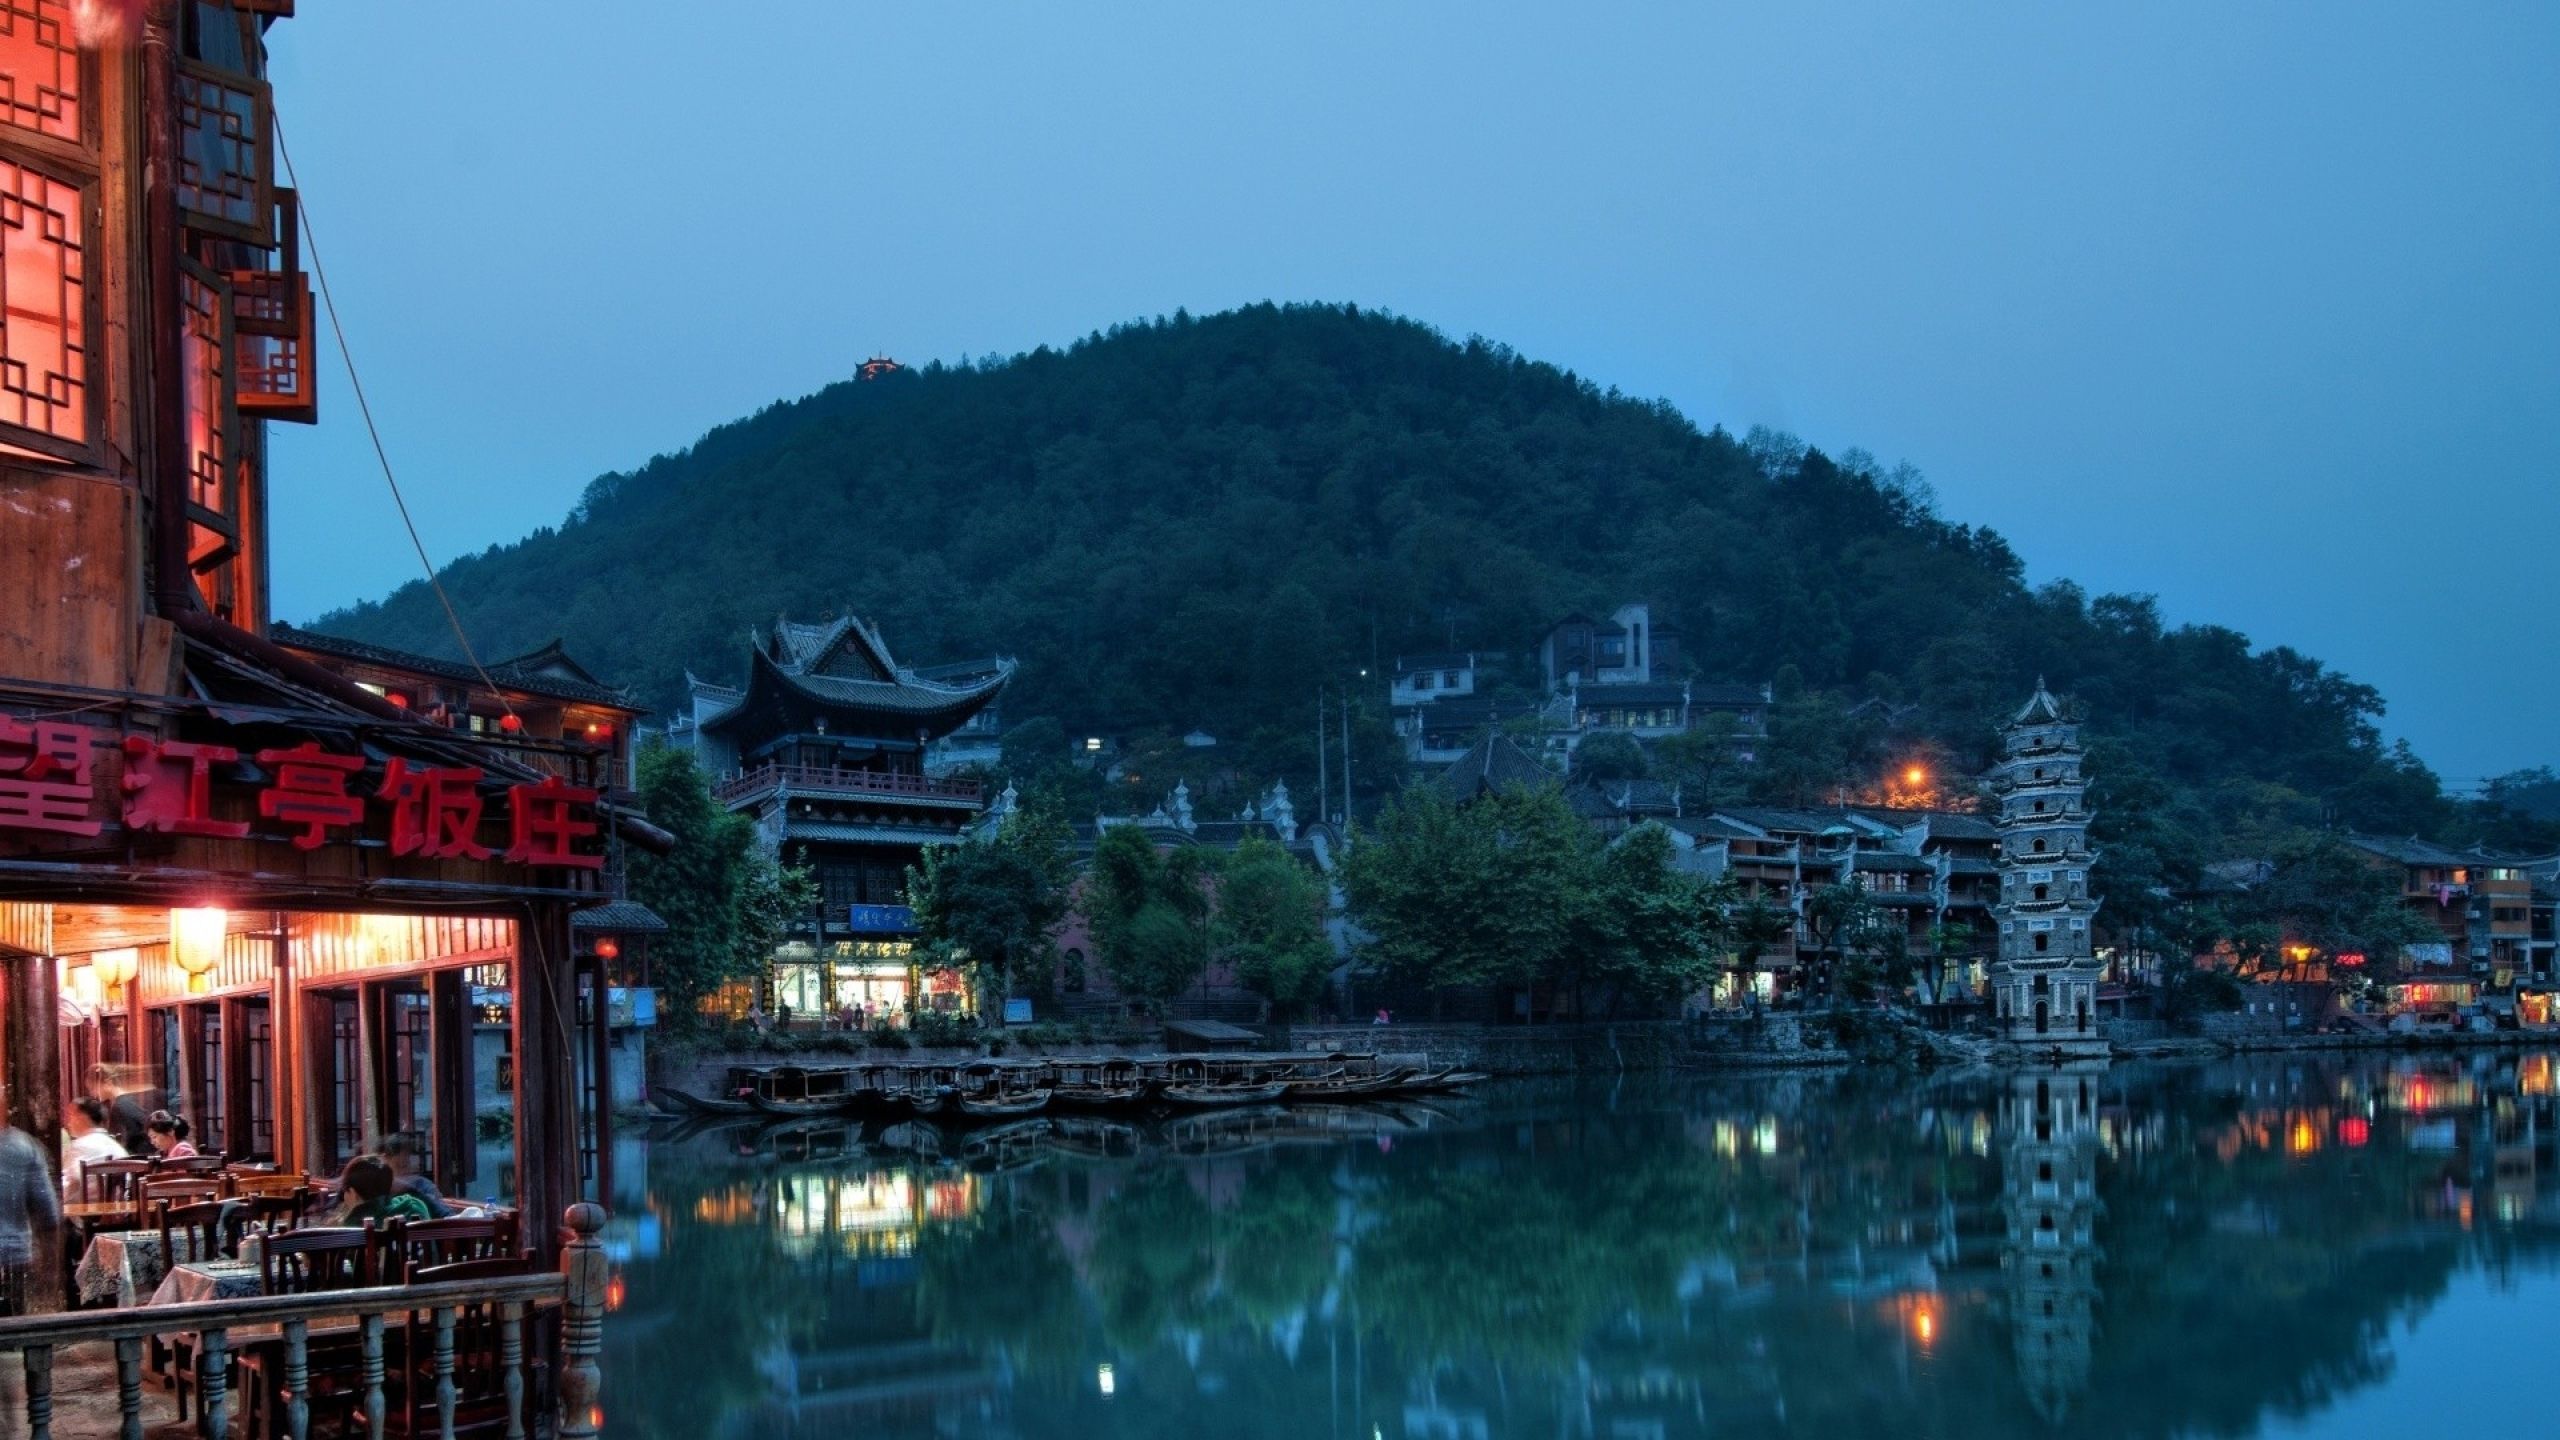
[572,901,669,933]
[1690,683,1772,707]
[1853,852,1938,874]
[781,821,968,846]
[1395,652,1478,673]
[1575,681,1686,707]
[2344,834,2476,868]
[1439,733,1557,802]
[1666,815,1758,841]
[697,614,1013,736]
[273,625,640,710]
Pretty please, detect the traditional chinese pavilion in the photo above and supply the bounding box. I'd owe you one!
[680,615,1011,1022]
[0,1,650,1261]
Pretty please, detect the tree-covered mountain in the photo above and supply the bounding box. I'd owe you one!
[314,302,2538,853]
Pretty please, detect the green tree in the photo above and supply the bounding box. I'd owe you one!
[1340,783,1579,1009]
[1083,825,1211,1010]
[1570,731,1649,784]
[907,807,1075,1013]
[1575,824,1736,1014]
[1213,837,1333,1018]
[626,745,813,1027]
[1725,898,1797,1012]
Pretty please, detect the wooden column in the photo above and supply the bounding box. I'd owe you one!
[584,951,614,1203]
[430,968,473,1197]
[0,949,63,1153]
[512,902,579,1265]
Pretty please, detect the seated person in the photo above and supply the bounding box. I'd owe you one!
[144,1111,198,1160]
[334,1155,432,1226]
[376,1133,455,1219]
[60,1097,128,1200]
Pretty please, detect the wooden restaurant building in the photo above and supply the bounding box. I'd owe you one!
[0,0,650,1273]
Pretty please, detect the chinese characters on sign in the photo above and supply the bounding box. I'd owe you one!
[0,717,101,836]
[0,719,603,869]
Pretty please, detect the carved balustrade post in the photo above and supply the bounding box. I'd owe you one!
[556,1202,608,1439]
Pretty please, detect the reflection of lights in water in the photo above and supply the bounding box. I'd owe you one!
[605,1275,626,1312]
[1713,1120,1741,1159]
[1753,1118,1779,1156]
[1912,1303,1937,1346]
[2338,1116,2370,1148]
[1097,1363,1115,1396]
[2287,1117,2319,1155]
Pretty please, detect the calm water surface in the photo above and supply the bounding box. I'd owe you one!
[599,1051,2560,1439]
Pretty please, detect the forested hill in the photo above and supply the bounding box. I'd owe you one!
[314,302,2523,850]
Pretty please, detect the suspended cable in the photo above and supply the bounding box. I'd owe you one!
[271,112,517,721]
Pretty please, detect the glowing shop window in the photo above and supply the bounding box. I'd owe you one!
[0,1,78,143]
[0,156,84,450]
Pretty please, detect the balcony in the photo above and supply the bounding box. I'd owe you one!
[714,763,984,809]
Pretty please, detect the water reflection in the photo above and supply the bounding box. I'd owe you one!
[603,1052,2560,1439]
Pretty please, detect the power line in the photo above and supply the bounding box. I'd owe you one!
[272,112,516,721]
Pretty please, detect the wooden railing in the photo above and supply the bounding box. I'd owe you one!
[0,1203,608,1440]
[714,763,983,806]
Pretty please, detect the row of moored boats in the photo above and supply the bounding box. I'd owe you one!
[655,1052,1489,1121]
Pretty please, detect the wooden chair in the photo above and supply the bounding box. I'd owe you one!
[131,1175,220,1229]
[228,1170,309,1198]
[152,1197,240,1422]
[149,1152,228,1178]
[224,1188,310,1252]
[389,1258,544,1438]
[260,1225,373,1294]
[77,1156,151,1205]
[381,1215,520,1283]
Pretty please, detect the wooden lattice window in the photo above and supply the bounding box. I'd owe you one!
[0,154,87,459]
[232,188,312,421]
[176,58,272,245]
[0,0,80,144]
[180,266,230,513]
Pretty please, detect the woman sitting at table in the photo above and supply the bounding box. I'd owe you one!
[144,1111,197,1159]
[334,1155,432,1226]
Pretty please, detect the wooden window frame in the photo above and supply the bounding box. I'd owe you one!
[0,8,101,465]
[173,55,273,247]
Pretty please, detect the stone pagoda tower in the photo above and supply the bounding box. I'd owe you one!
[1989,680,2107,1055]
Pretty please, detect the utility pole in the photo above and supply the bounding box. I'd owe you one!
[1317,690,1328,827]
[1341,691,1354,836]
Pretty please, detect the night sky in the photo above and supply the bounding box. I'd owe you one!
[262,2,2559,781]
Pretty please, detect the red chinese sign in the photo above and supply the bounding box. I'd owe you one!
[0,717,99,836]
[121,737,250,839]
[0,719,603,870]
[381,759,491,861]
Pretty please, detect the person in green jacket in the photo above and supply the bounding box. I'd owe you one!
[336,1155,432,1226]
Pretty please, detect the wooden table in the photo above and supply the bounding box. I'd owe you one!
[73,1228,218,1308]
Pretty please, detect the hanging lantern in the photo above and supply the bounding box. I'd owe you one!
[170,907,228,994]
[593,936,621,961]
[92,947,139,1000]
[498,713,524,734]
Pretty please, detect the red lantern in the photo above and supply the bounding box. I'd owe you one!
[594,936,621,961]
[386,692,410,709]
[498,713,523,734]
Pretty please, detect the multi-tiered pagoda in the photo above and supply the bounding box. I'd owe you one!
[1988,680,2107,1055]
[683,615,1012,1023]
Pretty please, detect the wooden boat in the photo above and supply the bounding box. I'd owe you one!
[957,1087,1053,1119]
[1051,1080,1155,1111]
[1283,1068,1409,1100]
[1160,1081,1292,1109]
[1403,1069,1490,1093]
[904,1088,952,1118]
[747,1066,864,1117]
[654,1084,755,1116]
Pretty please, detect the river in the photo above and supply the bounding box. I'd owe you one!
[598,1049,2560,1438]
